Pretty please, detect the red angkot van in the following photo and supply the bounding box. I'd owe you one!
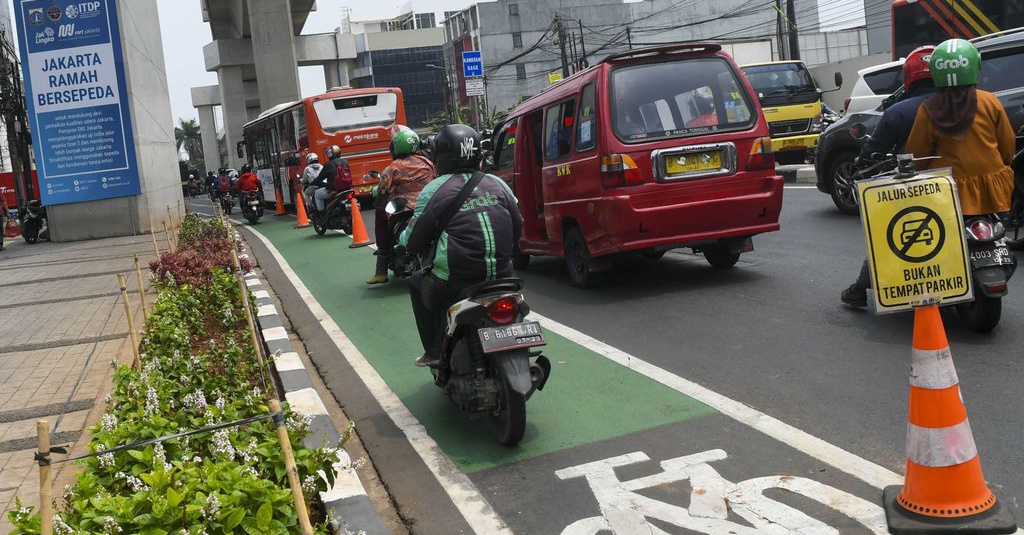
[488,44,785,287]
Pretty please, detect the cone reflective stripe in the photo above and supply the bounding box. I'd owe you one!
[883,305,1016,535]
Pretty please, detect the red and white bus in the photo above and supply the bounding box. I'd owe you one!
[241,87,406,204]
[892,0,1024,59]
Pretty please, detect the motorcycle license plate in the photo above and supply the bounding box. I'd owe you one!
[970,246,1014,268]
[478,321,546,354]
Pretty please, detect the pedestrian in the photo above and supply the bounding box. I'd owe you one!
[841,45,937,307]
[0,195,10,251]
[367,125,436,284]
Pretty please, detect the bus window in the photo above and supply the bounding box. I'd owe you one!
[544,99,576,161]
[575,84,597,152]
[313,93,398,132]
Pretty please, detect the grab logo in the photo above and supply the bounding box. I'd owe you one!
[933,55,969,70]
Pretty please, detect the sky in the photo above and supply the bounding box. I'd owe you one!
[4,0,864,126]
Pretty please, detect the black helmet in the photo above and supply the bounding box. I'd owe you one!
[433,124,481,175]
[241,163,252,174]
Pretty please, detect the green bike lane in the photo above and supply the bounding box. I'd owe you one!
[240,213,912,534]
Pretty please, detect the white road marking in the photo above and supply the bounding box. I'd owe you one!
[784,185,818,189]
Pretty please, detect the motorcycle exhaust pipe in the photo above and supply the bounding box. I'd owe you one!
[525,354,551,400]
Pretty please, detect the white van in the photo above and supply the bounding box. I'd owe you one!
[844,60,904,115]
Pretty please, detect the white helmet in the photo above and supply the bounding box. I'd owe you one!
[306,153,319,164]
[228,170,239,179]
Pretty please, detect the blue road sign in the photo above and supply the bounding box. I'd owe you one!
[462,50,483,78]
[14,0,140,206]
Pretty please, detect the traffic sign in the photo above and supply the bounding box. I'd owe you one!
[462,50,483,78]
[465,78,485,97]
[858,170,972,312]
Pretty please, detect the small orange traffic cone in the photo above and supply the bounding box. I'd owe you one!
[348,195,373,248]
[274,186,286,216]
[294,191,311,229]
[883,304,1017,534]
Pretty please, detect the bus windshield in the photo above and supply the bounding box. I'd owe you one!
[742,63,819,106]
[313,93,398,133]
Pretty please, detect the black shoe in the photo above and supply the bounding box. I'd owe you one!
[841,285,868,308]
[414,353,440,368]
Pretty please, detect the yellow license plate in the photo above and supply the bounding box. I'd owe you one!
[665,151,722,174]
[779,138,810,150]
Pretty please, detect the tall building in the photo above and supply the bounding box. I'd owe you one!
[441,0,868,116]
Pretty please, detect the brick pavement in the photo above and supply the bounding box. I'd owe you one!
[0,232,167,532]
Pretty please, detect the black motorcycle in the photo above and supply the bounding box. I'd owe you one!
[956,215,1016,332]
[312,189,354,236]
[240,190,264,224]
[21,200,47,244]
[384,197,420,278]
[220,191,235,215]
[429,278,551,445]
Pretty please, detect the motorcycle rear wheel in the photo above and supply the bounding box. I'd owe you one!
[956,294,1002,332]
[490,373,527,446]
[246,215,259,224]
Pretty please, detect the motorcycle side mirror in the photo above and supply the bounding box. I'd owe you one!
[385,197,407,215]
[849,123,869,140]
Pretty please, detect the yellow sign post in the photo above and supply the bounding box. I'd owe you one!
[857,169,972,313]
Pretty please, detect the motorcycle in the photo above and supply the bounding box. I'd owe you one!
[312,189,354,236]
[851,134,1017,332]
[240,190,264,224]
[383,197,420,278]
[21,200,47,244]
[220,191,235,215]
[429,278,551,445]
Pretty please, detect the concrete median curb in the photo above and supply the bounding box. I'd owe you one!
[777,165,817,184]
[241,262,391,535]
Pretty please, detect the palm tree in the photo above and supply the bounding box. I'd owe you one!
[174,118,203,163]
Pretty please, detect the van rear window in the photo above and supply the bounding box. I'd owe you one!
[611,57,754,143]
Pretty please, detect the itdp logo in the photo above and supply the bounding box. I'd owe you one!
[28,8,45,25]
[46,6,62,22]
[65,4,79,19]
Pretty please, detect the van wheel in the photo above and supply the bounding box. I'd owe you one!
[564,227,599,288]
[703,245,740,268]
[828,150,860,215]
[513,244,531,270]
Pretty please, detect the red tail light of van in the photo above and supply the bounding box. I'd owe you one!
[746,137,775,171]
[600,154,644,188]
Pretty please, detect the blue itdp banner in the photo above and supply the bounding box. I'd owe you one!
[14,0,140,206]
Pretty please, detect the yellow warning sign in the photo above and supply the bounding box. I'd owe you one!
[857,170,972,312]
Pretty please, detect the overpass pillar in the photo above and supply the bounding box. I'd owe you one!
[217,66,248,170]
[247,0,302,108]
[197,105,221,172]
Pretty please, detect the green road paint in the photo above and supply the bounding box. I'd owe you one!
[253,217,715,473]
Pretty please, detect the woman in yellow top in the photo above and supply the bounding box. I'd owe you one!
[903,38,1015,216]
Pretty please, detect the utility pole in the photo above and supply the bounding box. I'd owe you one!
[775,0,787,59]
[626,26,633,50]
[577,19,588,69]
[569,32,578,73]
[786,0,800,61]
[0,28,30,209]
[555,13,570,78]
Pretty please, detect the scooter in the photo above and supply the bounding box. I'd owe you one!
[220,191,235,215]
[312,189,354,236]
[240,190,264,224]
[21,200,47,244]
[429,278,551,445]
[384,197,420,278]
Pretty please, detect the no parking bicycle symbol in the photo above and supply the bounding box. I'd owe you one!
[857,170,972,312]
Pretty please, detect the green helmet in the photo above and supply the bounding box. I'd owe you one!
[929,39,981,88]
[389,126,421,158]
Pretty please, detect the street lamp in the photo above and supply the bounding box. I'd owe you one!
[425,63,454,124]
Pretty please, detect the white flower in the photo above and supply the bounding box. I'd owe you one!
[116,472,150,492]
[211,430,235,461]
[153,443,172,472]
[101,516,123,534]
[100,413,118,431]
[302,474,318,494]
[202,493,221,520]
[53,514,77,535]
[215,396,226,412]
[183,390,207,413]
[144,386,159,416]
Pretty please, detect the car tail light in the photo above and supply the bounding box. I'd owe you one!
[746,137,775,171]
[487,296,518,324]
[600,154,643,188]
[843,97,851,112]
[967,219,995,241]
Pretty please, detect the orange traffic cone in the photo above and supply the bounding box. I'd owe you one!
[883,304,1017,534]
[294,191,311,229]
[348,195,373,248]
[274,186,286,216]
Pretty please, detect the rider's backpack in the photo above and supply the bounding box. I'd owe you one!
[218,175,230,192]
[334,162,353,192]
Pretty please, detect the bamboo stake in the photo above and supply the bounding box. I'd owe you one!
[133,254,148,321]
[37,420,53,535]
[177,200,183,225]
[232,249,266,371]
[150,229,160,258]
[162,220,173,252]
[117,274,141,370]
[268,399,314,535]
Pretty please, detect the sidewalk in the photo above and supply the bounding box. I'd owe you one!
[0,232,157,533]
